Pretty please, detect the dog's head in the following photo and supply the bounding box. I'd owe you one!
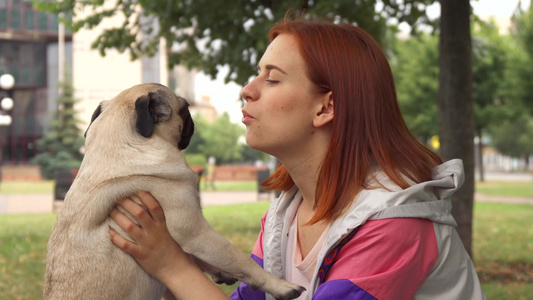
[85,83,194,150]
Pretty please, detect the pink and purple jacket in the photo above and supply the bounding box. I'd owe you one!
[231,159,485,300]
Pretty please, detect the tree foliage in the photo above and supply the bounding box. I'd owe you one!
[185,113,268,166]
[507,3,533,114]
[471,20,509,134]
[393,18,510,145]
[393,34,439,142]
[32,81,85,179]
[486,3,533,167]
[490,115,533,160]
[35,0,437,86]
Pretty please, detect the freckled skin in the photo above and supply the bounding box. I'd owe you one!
[240,34,327,159]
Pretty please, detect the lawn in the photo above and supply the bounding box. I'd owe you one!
[476,180,533,198]
[473,202,533,299]
[0,180,532,299]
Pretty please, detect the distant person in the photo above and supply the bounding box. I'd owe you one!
[109,15,486,299]
[204,156,216,191]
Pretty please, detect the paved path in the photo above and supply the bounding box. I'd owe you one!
[474,192,533,205]
[0,190,531,215]
[0,191,269,215]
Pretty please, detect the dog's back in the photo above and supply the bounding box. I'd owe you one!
[43,84,194,299]
[43,178,169,299]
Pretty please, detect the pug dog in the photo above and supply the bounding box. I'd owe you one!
[43,83,304,300]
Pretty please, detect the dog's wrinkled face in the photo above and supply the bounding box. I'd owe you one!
[85,84,194,150]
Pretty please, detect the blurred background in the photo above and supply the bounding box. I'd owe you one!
[0,0,532,299]
[0,0,531,181]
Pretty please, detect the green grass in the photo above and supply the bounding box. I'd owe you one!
[0,202,270,299]
[0,181,55,194]
[476,180,533,198]
[1,180,532,298]
[0,201,531,299]
[203,202,271,295]
[472,202,533,298]
[474,202,533,263]
[199,180,258,192]
[0,214,56,299]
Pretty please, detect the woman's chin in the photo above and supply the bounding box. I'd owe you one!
[245,139,271,156]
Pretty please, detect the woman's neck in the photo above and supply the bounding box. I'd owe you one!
[280,147,326,210]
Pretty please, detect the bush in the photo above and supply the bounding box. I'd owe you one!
[185,153,207,166]
[32,81,84,179]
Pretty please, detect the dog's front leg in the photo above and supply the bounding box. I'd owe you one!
[192,257,238,285]
[174,213,304,300]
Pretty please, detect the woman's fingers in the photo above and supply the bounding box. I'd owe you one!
[116,197,154,227]
[109,205,143,239]
[109,227,142,258]
[109,194,186,282]
[136,192,166,224]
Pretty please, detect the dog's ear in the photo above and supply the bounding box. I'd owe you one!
[84,101,105,138]
[178,101,194,150]
[135,92,172,138]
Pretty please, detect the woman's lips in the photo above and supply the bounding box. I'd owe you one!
[242,110,254,124]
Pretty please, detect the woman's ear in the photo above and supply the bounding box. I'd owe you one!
[313,91,334,128]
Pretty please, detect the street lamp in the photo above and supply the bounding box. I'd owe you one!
[0,71,14,178]
[0,73,15,126]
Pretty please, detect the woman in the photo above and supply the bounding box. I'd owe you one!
[110,17,486,299]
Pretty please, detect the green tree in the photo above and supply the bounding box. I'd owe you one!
[488,3,533,170]
[185,114,269,166]
[511,1,533,110]
[35,0,439,86]
[489,115,533,168]
[32,81,84,179]
[510,3,533,115]
[471,19,510,181]
[187,113,246,165]
[393,18,511,183]
[393,34,439,142]
[185,115,209,156]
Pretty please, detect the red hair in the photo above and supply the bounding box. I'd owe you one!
[261,18,442,224]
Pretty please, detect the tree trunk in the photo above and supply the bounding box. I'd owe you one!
[438,0,475,258]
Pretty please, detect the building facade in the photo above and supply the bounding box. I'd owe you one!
[0,1,220,173]
[0,0,72,166]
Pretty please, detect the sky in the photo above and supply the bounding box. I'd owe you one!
[194,0,531,124]
[470,0,530,18]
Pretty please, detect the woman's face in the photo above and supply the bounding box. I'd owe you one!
[241,34,327,158]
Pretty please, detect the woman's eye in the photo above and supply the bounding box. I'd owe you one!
[266,79,279,85]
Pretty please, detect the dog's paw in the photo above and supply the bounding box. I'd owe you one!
[273,285,306,300]
[211,272,238,285]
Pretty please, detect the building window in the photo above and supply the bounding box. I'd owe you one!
[24,9,33,30]
[0,10,6,29]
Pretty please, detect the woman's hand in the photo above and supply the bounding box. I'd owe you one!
[109,192,186,282]
[109,192,229,299]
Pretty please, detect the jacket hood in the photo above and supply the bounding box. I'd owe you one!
[328,159,464,244]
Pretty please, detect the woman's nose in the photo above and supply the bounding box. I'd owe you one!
[241,79,257,102]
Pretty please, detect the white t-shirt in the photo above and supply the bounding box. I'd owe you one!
[284,203,330,299]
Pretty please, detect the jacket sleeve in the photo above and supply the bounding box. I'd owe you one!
[313,218,439,300]
[230,212,268,300]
